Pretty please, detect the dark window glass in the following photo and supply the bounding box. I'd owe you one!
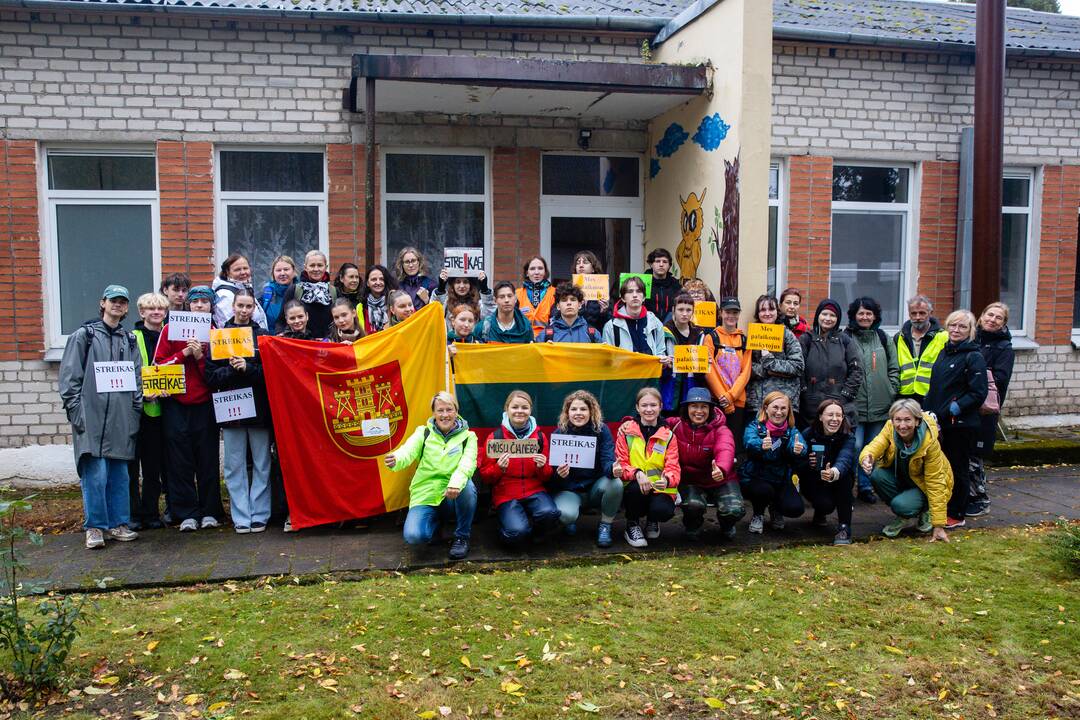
[832,165,909,203]
[542,156,639,197]
[385,154,485,195]
[48,155,156,191]
[220,151,324,193]
[56,204,153,334]
[549,217,632,285]
[829,211,905,326]
[226,205,320,281]
[1002,177,1030,208]
[1000,212,1029,324]
[385,201,484,270]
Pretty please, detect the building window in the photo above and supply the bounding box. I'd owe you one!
[216,149,327,278]
[381,149,489,271]
[768,161,783,296]
[43,148,160,345]
[830,164,912,326]
[1000,171,1034,334]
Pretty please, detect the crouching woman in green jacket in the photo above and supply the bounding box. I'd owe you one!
[384,391,478,561]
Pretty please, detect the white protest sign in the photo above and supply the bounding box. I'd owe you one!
[549,433,598,469]
[443,247,485,278]
[361,418,391,437]
[212,388,256,423]
[93,361,137,393]
[168,311,212,343]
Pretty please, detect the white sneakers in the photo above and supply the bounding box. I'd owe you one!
[200,516,220,529]
[108,525,138,542]
[86,525,138,549]
[179,518,198,532]
[85,528,105,549]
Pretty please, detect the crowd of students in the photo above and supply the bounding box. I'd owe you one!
[60,245,1014,559]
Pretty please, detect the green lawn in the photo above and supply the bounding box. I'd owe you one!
[11,526,1080,719]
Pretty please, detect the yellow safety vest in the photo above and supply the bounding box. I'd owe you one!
[133,329,161,418]
[896,330,947,397]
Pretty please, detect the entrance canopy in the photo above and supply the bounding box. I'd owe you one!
[347,54,709,122]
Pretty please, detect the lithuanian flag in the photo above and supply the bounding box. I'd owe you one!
[259,303,447,529]
[452,342,662,431]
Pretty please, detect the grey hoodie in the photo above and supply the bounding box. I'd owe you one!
[59,318,143,463]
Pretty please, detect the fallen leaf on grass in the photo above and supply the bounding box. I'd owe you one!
[884,645,905,655]
[576,701,600,713]
[223,669,248,680]
[944,607,954,615]
[460,655,472,669]
[207,701,230,713]
[417,712,438,719]
[183,693,202,706]
[500,680,524,697]
[703,697,725,708]
[83,686,110,696]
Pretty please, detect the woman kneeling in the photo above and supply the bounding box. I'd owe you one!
[796,399,856,545]
[741,391,808,534]
[614,387,680,548]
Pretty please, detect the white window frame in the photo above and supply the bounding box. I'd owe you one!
[830,160,915,332]
[40,146,161,351]
[1002,167,1037,339]
[379,147,492,273]
[214,145,329,266]
[539,151,645,275]
[768,159,785,296]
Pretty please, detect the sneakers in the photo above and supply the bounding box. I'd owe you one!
[645,521,661,540]
[283,516,294,533]
[833,524,852,546]
[200,516,220,529]
[945,516,967,530]
[965,499,990,517]
[250,522,266,534]
[235,525,251,534]
[563,522,577,537]
[624,522,647,548]
[448,537,469,561]
[179,518,198,532]
[596,522,613,548]
[768,509,785,531]
[881,516,911,538]
[917,511,933,533]
[85,528,105,549]
[748,514,765,534]
[108,525,138,542]
[857,488,879,504]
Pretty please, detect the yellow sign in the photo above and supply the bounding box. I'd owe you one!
[140,364,186,396]
[210,327,255,360]
[692,301,716,328]
[673,344,710,374]
[572,274,610,302]
[746,323,785,352]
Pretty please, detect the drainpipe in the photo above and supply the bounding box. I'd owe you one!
[971,0,1005,314]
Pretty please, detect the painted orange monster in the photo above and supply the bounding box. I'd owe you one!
[676,189,705,280]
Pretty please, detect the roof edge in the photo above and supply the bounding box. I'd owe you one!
[0,0,667,33]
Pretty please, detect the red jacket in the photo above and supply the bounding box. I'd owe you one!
[153,325,211,405]
[478,424,550,506]
[665,409,737,489]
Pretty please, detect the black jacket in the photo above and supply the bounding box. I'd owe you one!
[798,426,856,482]
[645,275,682,323]
[923,339,989,429]
[976,326,1015,406]
[799,327,862,426]
[204,320,271,428]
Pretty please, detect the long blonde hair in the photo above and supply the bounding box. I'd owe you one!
[557,390,603,432]
[394,246,429,279]
[756,391,796,426]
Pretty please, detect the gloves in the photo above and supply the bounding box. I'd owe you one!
[948,401,961,417]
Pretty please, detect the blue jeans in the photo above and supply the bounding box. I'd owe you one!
[403,480,478,544]
[553,476,624,525]
[855,420,887,492]
[497,491,561,544]
[223,427,272,528]
[78,455,131,530]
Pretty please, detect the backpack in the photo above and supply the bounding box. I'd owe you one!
[544,325,598,343]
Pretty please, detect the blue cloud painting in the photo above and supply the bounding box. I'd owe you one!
[650,158,661,179]
[655,123,688,158]
[692,113,731,152]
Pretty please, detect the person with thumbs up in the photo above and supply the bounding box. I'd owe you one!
[796,399,857,545]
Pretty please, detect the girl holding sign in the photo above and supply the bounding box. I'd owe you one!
[478,390,560,547]
[661,293,717,414]
[205,289,273,534]
[570,251,610,331]
[154,286,224,532]
[795,399,857,545]
[741,391,808,535]
[613,387,680,548]
[550,390,621,548]
[516,256,556,334]
[129,292,169,531]
[745,295,805,418]
[434,267,494,324]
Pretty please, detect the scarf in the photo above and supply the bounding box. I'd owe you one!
[523,279,551,307]
[332,325,363,343]
[501,412,537,439]
[480,309,533,344]
[366,293,388,331]
[765,419,788,439]
[435,416,467,441]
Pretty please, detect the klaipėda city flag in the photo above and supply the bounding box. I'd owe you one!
[259,302,447,529]
[451,342,662,435]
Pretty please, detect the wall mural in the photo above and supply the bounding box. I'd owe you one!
[719,153,740,298]
[677,189,705,279]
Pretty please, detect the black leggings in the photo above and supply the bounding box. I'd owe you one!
[741,476,806,518]
[622,481,676,523]
[940,426,975,520]
[797,470,854,525]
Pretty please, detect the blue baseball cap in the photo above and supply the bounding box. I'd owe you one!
[102,284,130,301]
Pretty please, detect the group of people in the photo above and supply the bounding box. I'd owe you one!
[60,244,1014,559]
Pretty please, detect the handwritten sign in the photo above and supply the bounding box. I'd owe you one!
[548,433,597,469]
[486,437,541,458]
[140,364,186,396]
[443,247,485,278]
[674,345,710,374]
[212,388,256,424]
[210,327,255,360]
[361,418,391,437]
[572,274,610,302]
[93,361,137,393]
[693,301,717,328]
[167,311,212,343]
[618,272,653,299]
[746,323,785,352]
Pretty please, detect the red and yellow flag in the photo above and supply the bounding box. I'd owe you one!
[259,303,447,529]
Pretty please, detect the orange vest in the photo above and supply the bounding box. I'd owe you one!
[515,286,556,333]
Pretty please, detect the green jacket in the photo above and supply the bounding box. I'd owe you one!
[848,327,899,423]
[394,418,478,508]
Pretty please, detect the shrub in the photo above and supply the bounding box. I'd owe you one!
[1046,519,1080,576]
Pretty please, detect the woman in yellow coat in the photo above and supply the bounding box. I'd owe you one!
[859,398,953,542]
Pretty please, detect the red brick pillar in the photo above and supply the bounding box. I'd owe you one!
[158,141,215,285]
[328,144,377,270]
[0,140,44,359]
[785,155,832,309]
[492,147,540,284]
[1035,164,1080,344]
[918,161,959,317]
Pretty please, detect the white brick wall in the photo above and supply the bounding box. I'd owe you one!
[771,43,1080,162]
[1002,346,1080,418]
[0,362,67,448]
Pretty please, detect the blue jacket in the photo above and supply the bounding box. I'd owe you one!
[549,423,616,493]
[741,419,808,485]
[798,426,855,482]
[540,314,599,344]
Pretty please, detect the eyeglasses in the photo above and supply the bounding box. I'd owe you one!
[403,257,420,265]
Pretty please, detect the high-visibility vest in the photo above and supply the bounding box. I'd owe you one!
[896,330,947,397]
[133,329,162,418]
